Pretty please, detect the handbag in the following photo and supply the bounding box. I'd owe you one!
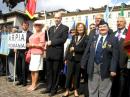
[25,50,31,63]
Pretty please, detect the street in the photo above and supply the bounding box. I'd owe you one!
[0,76,84,97]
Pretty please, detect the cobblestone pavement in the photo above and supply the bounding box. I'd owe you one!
[0,76,84,97]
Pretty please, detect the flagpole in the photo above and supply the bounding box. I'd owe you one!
[13,51,17,85]
[44,9,49,41]
[108,0,118,18]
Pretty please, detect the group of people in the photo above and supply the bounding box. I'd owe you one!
[0,12,130,97]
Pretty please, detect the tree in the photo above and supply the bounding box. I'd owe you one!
[3,0,25,10]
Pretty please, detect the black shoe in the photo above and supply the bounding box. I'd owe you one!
[49,90,57,96]
[16,82,22,86]
[70,87,74,91]
[8,78,13,82]
[22,83,27,86]
[41,89,51,94]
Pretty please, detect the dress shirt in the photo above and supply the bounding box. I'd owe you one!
[96,34,107,51]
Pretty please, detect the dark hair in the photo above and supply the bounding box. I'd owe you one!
[12,26,19,29]
[98,19,109,27]
[70,29,75,33]
[22,20,29,25]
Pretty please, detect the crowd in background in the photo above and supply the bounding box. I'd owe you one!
[0,12,130,97]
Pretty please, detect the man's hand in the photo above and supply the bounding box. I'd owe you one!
[70,47,74,52]
[47,41,52,46]
[110,72,116,77]
[14,49,17,53]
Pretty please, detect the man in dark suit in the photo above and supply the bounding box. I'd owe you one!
[81,20,118,97]
[16,21,32,86]
[42,12,69,96]
[111,16,128,97]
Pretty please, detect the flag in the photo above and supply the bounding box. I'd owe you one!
[85,17,88,29]
[124,24,130,57]
[104,5,109,22]
[25,0,36,19]
[120,4,124,16]
[71,20,75,30]
[24,0,27,5]
[0,33,1,48]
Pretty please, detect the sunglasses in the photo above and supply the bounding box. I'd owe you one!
[34,24,43,26]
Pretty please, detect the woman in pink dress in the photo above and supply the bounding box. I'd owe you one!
[27,20,45,91]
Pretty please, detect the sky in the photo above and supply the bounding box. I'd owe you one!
[0,0,130,13]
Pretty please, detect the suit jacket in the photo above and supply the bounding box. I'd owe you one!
[81,32,118,79]
[46,24,69,60]
[65,35,88,62]
[114,29,128,71]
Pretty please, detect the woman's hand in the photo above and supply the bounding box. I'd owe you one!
[70,47,74,52]
[27,43,34,47]
[64,60,67,65]
[26,43,30,47]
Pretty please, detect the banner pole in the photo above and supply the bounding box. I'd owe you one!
[13,51,17,85]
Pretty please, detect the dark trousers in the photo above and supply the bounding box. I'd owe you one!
[0,55,6,75]
[46,59,61,91]
[16,52,28,84]
[65,58,80,90]
[111,72,129,97]
[128,70,130,97]
[118,75,128,97]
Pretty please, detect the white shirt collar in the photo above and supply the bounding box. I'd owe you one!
[115,28,126,39]
[95,34,108,51]
[98,34,107,43]
[120,28,125,34]
[22,30,27,33]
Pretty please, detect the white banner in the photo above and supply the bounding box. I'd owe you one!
[8,33,26,49]
[0,32,10,55]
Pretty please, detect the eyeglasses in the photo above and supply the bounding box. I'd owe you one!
[99,25,108,28]
[34,24,43,26]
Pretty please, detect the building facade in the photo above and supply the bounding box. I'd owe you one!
[40,5,130,32]
[0,5,130,32]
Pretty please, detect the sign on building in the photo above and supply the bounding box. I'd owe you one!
[8,33,26,49]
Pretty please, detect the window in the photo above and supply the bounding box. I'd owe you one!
[128,12,130,17]
[71,17,75,21]
[93,15,95,20]
[78,16,81,21]
[50,20,52,26]
[66,17,68,22]
[85,16,88,19]
[118,12,123,17]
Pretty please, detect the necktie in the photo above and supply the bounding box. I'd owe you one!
[54,25,58,32]
[96,28,99,35]
[95,37,103,64]
[117,30,121,40]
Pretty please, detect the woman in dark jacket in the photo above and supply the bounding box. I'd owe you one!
[62,23,88,97]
